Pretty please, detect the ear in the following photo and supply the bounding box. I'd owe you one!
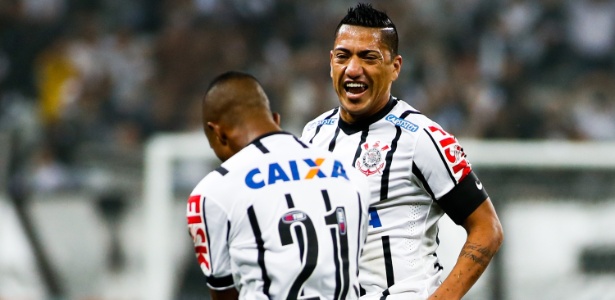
[207,121,228,145]
[272,112,281,126]
[390,54,402,81]
[330,50,334,78]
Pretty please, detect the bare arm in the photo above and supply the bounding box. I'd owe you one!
[428,198,504,300]
[210,287,239,300]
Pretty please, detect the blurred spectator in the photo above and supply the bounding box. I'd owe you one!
[571,72,615,140]
[2,0,615,203]
[566,0,615,72]
[27,144,75,193]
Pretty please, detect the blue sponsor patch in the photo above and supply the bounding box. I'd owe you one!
[385,114,418,132]
[307,118,337,130]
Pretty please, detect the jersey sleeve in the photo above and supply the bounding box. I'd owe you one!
[413,122,488,225]
[186,190,234,290]
[300,120,316,143]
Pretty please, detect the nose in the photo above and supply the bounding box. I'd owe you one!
[345,56,363,79]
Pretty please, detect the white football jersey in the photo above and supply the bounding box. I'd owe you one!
[301,97,488,299]
[187,132,372,299]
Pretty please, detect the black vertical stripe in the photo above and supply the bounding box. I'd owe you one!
[322,189,342,300]
[423,128,456,184]
[380,288,390,299]
[355,193,363,277]
[379,111,412,201]
[202,197,214,273]
[382,236,394,287]
[328,127,341,152]
[247,206,271,298]
[339,228,350,300]
[380,126,401,201]
[226,220,231,242]
[352,130,369,167]
[285,194,295,208]
[412,163,436,200]
[309,108,339,143]
[330,228,342,300]
[253,139,270,154]
[321,190,332,211]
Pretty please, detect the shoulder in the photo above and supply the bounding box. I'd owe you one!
[190,167,228,200]
[382,98,434,133]
[302,107,340,132]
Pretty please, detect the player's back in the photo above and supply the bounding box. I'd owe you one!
[188,132,371,299]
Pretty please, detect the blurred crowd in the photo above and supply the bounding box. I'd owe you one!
[2,0,615,194]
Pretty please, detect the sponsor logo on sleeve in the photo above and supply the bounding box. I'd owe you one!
[187,195,212,276]
[427,125,471,182]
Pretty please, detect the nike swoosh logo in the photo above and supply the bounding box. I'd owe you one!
[475,181,483,190]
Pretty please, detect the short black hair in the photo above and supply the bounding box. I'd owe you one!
[335,3,398,56]
[206,71,260,94]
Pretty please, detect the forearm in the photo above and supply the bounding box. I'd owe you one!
[429,198,504,300]
[429,237,500,299]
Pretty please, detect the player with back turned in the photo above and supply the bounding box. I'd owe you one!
[301,4,504,300]
[186,71,373,300]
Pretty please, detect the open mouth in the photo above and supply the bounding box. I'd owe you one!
[344,82,368,95]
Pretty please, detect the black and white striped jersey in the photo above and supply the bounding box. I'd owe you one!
[187,132,372,299]
[301,97,488,299]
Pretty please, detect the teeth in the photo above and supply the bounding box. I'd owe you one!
[345,82,365,88]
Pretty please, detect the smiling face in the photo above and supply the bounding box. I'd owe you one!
[330,25,402,123]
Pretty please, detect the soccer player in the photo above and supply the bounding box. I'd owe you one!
[301,3,504,300]
[187,71,372,300]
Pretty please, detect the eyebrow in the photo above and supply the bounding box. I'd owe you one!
[333,48,382,56]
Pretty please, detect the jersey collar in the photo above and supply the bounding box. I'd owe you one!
[248,131,293,146]
[338,96,398,135]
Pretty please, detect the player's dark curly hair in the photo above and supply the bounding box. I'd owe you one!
[335,3,399,57]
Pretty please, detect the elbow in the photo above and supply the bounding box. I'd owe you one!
[492,220,504,252]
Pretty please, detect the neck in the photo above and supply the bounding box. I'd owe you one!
[228,122,282,152]
[340,94,392,124]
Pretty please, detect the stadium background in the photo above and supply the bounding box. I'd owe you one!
[1,0,615,299]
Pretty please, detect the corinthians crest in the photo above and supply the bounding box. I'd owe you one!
[356,141,390,176]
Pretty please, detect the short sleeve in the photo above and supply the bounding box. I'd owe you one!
[413,122,488,224]
[186,192,234,290]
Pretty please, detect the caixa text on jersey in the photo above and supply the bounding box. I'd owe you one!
[245,158,349,189]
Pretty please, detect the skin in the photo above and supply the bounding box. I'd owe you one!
[201,75,281,300]
[203,76,281,162]
[330,25,402,124]
[330,25,503,300]
[429,199,503,300]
